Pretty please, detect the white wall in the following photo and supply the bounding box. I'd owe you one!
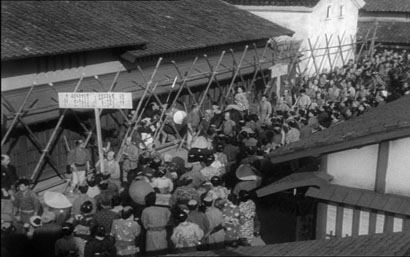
[385,137,410,197]
[235,0,364,75]
[327,144,379,190]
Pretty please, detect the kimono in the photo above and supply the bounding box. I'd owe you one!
[141,206,171,252]
[171,221,203,249]
[13,189,41,223]
[111,218,141,256]
[205,206,225,249]
[239,199,256,241]
[221,202,242,244]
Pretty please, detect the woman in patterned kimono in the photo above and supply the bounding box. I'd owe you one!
[111,206,141,257]
[220,194,242,247]
[238,190,256,246]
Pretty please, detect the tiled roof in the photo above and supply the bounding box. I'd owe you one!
[306,184,410,216]
[362,0,410,13]
[1,1,147,61]
[1,0,293,61]
[224,0,320,7]
[256,171,333,197]
[169,231,410,256]
[358,21,410,45]
[268,95,410,163]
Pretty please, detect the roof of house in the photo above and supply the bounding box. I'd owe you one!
[358,21,410,45]
[362,0,410,13]
[1,1,147,61]
[1,0,293,61]
[306,184,410,216]
[268,95,410,163]
[169,231,410,256]
[224,0,321,7]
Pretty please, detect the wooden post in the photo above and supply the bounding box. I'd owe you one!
[30,74,85,185]
[225,45,248,100]
[94,108,104,173]
[302,36,320,75]
[368,22,379,58]
[308,37,320,75]
[198,51,225,107]
[337,33,346,67]
[84,70,121,146]
[331,32,346,71]
[1,83,36,146]
[356,28,371,63]
[116,58,163,161]
[318,34,333,73]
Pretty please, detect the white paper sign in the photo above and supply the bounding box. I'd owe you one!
[269,63,288,77]
[58,92,133,109]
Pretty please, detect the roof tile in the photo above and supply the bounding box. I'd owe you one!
[224,0,320,7]
[358,21,410,45]
[1,0,293,61]
[362,0,410,13]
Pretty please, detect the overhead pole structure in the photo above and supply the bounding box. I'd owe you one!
[1,83,36,147]
[116,58,163,162]
[152,57,199,148]
[1,96,62,179]
[224,45,249,102]
[30,74,85,186]
[84,70,122,146]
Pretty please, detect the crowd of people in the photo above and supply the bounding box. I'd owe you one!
[1,49,409,257]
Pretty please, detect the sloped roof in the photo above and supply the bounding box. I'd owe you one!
[362,0,410,13]
[306,184,410,216]
[268,95,410,163]
[170,231,410,256]
[358,21,410,45]
[1,1,147,61]
[1,0,293,61]
[224,0,321,7]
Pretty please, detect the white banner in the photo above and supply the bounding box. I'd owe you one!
[58,92,133,109]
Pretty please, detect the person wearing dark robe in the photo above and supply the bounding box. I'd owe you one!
[187,199,210,240]
[55,222,82,257]
[1,154,18,215]
[84,225,116,257]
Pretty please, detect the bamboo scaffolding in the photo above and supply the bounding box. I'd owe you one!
[116,58,163,161]
[84,70,122,146]
[1,83,36,146]
[30,74,85,186]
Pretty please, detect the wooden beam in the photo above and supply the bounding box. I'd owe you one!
[30,74,85,186]
[375,141,389,193]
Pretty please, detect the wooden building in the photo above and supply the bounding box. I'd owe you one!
[224,0,366,75]
[1,0,293,191]
[257,95,410,239]
[358,0,410,49]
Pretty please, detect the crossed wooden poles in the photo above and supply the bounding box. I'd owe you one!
[2,41,287,187]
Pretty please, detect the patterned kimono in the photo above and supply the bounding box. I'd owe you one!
[141,206,171,252]
[239,199,256,241]
[205,206,225,248]
[111,218,141,256]
[221,202,242,243]
[171,221,203,249]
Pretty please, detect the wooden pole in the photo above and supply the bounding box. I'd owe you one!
[337,33,347,67]
[308,37,320,75]
[198,51,225,108]
[116,58,163,161]
[225,45,248,100]
[331,32,346,71]
[31,74,85,185]
[356,28,371,62]
[1,83,36,146]
[302,36,320,74]
[84,70,121,146]
[94,108,104,173]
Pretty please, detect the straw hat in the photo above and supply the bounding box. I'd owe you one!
[43,191,72,209]
[236,164,258,181]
